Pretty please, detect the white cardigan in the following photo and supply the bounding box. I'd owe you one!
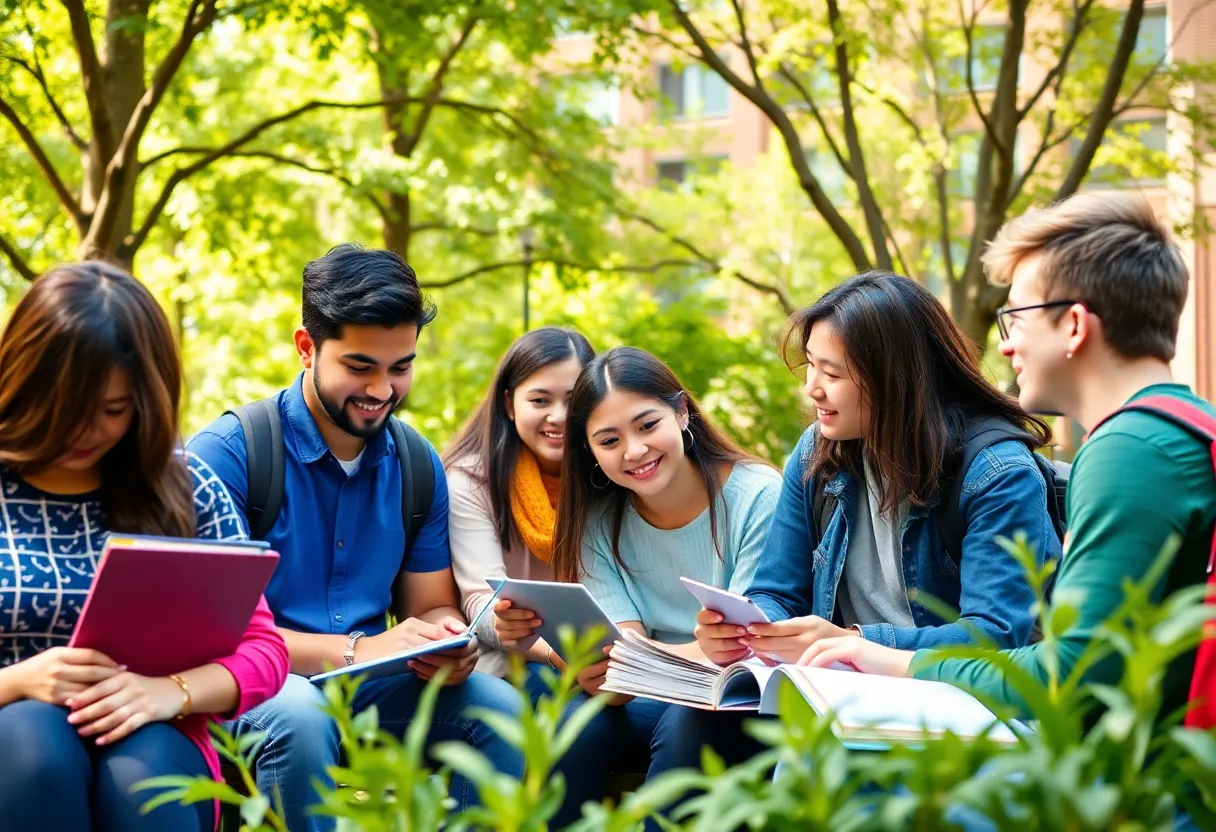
[446,462,554,678]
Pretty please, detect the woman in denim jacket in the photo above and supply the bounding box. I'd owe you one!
[667,271,1062,782]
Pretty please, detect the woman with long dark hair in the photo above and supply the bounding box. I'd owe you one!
[676,269,1062,777]
[445,326,595,677]
[0,263,288,831]
[444,327,597,824]
[507,346,781,815]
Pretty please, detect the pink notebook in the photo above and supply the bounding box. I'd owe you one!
[69,536,279,677]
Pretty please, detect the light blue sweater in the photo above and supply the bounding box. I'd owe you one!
[581,463,781,644]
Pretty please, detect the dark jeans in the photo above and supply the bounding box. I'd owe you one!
[0,699,214,831]
[523,664,735,829]
[227,671,524,832]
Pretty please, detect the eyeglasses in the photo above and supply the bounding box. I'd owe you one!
[995,300,1079,340]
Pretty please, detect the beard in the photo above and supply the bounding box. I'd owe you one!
[312,368,398,439]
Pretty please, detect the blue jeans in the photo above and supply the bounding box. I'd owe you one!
[0,699,214,831]
[228,671,524,832]
[522,664,707,829]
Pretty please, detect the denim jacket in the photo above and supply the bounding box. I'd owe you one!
[746,425,1061,650]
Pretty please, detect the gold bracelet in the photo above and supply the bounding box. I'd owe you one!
[168,674,192,719]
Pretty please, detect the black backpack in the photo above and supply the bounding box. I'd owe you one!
[812,417,1069,573]
[228,398,435,609]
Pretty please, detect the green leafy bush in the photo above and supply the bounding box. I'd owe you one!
[140,538,1216,830]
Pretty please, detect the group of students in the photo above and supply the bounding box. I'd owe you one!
[0,191,1212,832]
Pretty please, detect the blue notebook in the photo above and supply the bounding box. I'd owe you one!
[309,585,501,685]
[485,577,623,657]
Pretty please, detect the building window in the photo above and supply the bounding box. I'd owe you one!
[1076,117,1168,187]
[658,60,731,120]
[657,160,688,188]
[948,130,983,196]
[1136,6,1168,65]
[655,156,727,190]
[583,76,620,126]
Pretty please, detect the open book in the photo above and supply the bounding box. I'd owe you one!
[603,630,1019,748]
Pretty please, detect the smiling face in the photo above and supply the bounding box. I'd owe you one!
[506,357,584,476]
[297,323,418,441]
[58,368,135,472]
[585,388,688,497]
[998,252,1077,416]
[803,321,869,441]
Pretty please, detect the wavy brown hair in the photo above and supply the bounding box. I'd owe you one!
[783,270,1051,512]
[443,327,595,546]
[551,347,765,583]
[0,262,196,537]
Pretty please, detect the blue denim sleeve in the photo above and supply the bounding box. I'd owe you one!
[186,413,251,537]
[403,442,452,573]
[745,427,818,623]
[866,440,1058,650]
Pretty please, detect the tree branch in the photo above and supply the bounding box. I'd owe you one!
[1,52,89,150]
[660,0,872,271]
[0,232,37,281]
[125,96,421,256]
[1016,0,1096,118]
[958,0,1002,154]
[729,0,764,88]
[85,0,220,257]
[826,0,891,270]
[411,222,503,237]
[60,0,116,163]
[853,80,927,146]
[0,96,84,225]
[420,257,705,290]
[400,13,480,158]
[777,65,854,173]
[1055,0,1146,198]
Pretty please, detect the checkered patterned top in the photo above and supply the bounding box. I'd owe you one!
[0,452,246,666]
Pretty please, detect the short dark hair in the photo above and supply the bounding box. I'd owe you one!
[301,243,437,346]
[984,193,1188,361]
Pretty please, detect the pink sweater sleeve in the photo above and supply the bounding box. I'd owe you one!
[212,596,288,716]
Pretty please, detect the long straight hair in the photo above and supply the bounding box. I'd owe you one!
[551,347,762,583]
[0,262,196,537]
[784,270,1051,512]
[444,327,595,545]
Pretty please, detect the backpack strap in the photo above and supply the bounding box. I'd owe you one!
[938,417,1039,565]
[227,398,285,541]
[1097,395,1216,573]
[387,417,435,556]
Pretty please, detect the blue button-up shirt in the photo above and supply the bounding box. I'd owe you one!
[188,373,450,635]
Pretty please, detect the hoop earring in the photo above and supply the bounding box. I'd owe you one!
[683,425,696,452]
[591,463,611,490]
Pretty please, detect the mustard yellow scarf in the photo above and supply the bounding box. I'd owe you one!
[509,449,561,562]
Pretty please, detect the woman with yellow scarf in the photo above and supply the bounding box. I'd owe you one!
[445,327,594,676]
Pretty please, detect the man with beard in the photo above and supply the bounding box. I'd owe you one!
[190,244,522,832]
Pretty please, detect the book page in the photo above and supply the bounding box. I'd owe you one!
[783,666,1016,742]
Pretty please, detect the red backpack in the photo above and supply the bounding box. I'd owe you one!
[1094,395,1216,729]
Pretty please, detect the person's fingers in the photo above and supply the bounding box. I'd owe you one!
[745,619,804,637]
[798,638,851,667]
[59,649,120,668]
[697,623,748,640]
[97,710,149,746]
[408,660,439,681]
[71,686,135,731]
[695,608,724,625]
[742,636,804,653]
[496,607,536,621]
[79,698,138,737]
[58,664,122,685]
[710,648,751,665]
[66,673,129,712]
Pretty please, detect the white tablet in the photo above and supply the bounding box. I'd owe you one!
[486,577,624,656]
[680,576,771,626]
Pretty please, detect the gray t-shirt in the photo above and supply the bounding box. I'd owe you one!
[835,461,916,628]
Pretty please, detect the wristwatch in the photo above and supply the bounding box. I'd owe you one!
[344,631,366,666]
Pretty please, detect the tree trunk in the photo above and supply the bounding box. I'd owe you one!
[374,29,413,259]
[79,0,150,267]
